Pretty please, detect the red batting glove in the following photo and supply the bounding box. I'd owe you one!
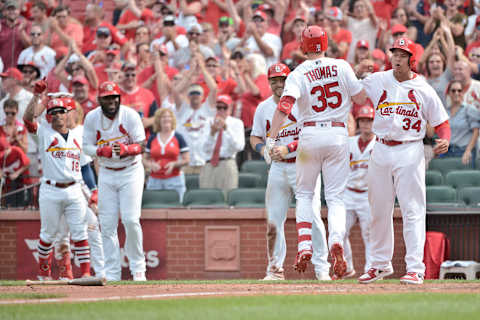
[96,146,113,158]
[34,80,47,95]
[118,143,142,157]
[89,189,98,205]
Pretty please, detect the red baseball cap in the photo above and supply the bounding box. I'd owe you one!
[216,94,232,107]
[327,7,343,21]
[252,10,268,21]
[72,75,88,85]
[356,40,369,49]
[0,68,23,81]
[372,49,386,61]
[391,24,408,35]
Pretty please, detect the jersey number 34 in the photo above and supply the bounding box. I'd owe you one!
[311,82,342,112]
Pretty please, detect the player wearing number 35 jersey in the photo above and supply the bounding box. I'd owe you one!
[358,38,450,285]
[268,26,366,279]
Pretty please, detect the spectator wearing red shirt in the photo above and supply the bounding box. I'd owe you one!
[72,76,97,118]
[198,56,237,103]
[0,136,31,208]
[119,62,158,133]
[48,5,83,59]
[0,1,29,69]
[137,44,179,105]
[82,3,127,54]
[0,99,28,153]
[281,15,307,65]
[327,7,352,61]
[144,108,190,202]
[94,47,121,85]
[117,0,154,41]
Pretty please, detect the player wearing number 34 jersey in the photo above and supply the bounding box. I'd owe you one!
[358,37,450,285]
[268,26,366,279]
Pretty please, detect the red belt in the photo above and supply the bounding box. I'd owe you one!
[46,180,76,188]
[376,137,419,146]
[347,187,367,193]
[304,121,345,128]
[105,161,137,171]
[280,158,296,163]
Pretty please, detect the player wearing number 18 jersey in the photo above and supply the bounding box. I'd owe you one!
[358,38,450,285]
[268,26,366,279]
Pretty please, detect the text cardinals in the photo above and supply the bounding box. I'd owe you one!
[380,105,419,118]
[51,151,80,160]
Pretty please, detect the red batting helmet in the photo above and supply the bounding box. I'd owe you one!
[355,105,374,120]
[389,37,416,67]
[300,26,328,54]
[62,97,77,111]
[46,98,68,123]
[268,63,290,78]
[98,81,121,97]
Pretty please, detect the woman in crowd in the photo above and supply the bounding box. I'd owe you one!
[441,80,480,167]
[143,108,190,202]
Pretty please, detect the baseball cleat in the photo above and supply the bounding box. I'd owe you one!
[330,243,347,279]
[315,272,332,281]
[262,271,285,281]
[400,272,424,285]
[37,275,53,281]
[343,269,356,278]
[133,271,147,281]
[294,249,312,273]
[358,268,394,284]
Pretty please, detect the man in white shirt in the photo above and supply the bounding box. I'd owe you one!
[244,10,282,68]
[17,24,56,79]
[199,94,245,196]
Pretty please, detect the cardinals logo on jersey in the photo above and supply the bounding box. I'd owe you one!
[46,137,59,152]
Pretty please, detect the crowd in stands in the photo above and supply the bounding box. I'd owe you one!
[1,0,480,207]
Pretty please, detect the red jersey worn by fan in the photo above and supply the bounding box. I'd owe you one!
[82,22,127,54]
[146,131,189,180]
[137,65,179,104]
[117,8,154,40]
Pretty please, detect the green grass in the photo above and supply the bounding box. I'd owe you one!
[0,293,66,300]
[0,293,478,320]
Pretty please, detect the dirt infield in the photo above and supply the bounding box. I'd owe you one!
[1,281,479,304]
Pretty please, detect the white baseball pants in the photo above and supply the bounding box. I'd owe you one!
[368,141,426,274]
[98,162,146,281]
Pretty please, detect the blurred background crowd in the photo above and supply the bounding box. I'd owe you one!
[1,0,480,208]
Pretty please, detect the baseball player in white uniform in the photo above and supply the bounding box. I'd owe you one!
[358,38,450,285]
[54,97,105,280]
[251,63,331,281]
[267,26,366,279]
[342,105,375,278]
[83,81,147,281]
[23,82,91,280]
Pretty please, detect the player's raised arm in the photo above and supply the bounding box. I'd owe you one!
[23,80,48,133]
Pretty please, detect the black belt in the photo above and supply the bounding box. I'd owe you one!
[45,180,76,188]
[206,157,233,163]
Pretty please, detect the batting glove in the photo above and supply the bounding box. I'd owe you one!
[96,146,113,158]
[89,189,98,206]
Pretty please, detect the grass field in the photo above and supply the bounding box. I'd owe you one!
[0,280,479,320]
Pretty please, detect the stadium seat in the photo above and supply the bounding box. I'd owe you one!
[182,189,226,207]
[227,188,266,208]
[142,190,181,208]
[238,172,261,188]
[426,186,457,203]
[426,170,444,186]
[429,157,471,176]
[445,170,480,189]
[185,174,199,190]
[457,187,480,207]
[241,160,269,188]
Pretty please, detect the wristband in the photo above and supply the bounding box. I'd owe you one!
[255,143,265,153]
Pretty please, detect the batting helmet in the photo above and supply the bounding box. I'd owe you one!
[46,98,68,123]
[62,97,76,111]
[389,37,416,67]
[300,26,328,54]
[268,63,290,78]
[98,81,121,97]
[356,105,374,120]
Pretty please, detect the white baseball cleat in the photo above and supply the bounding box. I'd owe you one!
[400,272,424,285]
[315,272,332,281]
[358,268,394,284]
[133,271,147,281]
[37,275,53,281]
[262,271,285,281]
[343,269,356,278]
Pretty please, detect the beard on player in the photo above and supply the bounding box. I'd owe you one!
[99,95,121,119]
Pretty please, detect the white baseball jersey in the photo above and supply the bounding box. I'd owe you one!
[282,58,363,124]
[251,96,300,160]
[346,135,375,191]
[17,46,56,78]
[83,105,145,168]
[32,123,83,183]
[71,125,92,166]
[362,70,449,141]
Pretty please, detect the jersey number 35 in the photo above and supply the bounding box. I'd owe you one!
[311,82,342,112]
